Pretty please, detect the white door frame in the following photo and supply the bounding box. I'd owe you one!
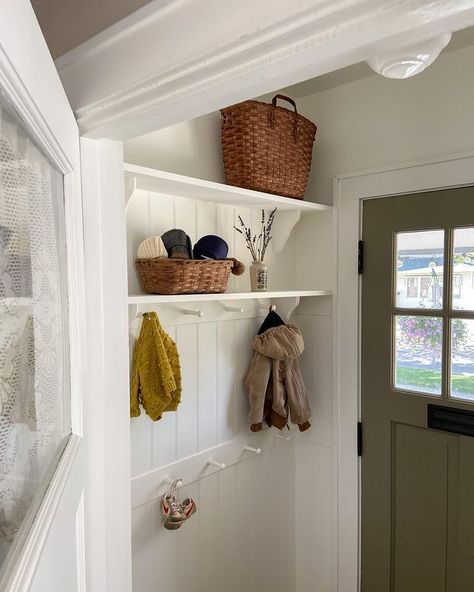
[79,138,131,592]
[335,150,474,592]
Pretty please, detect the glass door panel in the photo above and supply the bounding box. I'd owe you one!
[394,315,443,395]
[0,96,70,569]
[450,318,474,401]
[395,230,444,309]
[451,227,474,311]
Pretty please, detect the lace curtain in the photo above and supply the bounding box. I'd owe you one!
[0,99,70,568]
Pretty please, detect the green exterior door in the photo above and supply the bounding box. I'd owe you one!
[361,187,474,592]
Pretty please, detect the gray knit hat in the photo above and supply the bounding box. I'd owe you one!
[161,228,193,259]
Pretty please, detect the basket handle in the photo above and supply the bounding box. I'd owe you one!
[269,94,298,142]
[271,94,297,112]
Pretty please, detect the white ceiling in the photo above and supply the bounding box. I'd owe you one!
[283,26,474,98]
[31,0,156,58]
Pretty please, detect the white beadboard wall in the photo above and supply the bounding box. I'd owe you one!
[129,299,333,592]
[127,188,300,296]
[129,316,261,476]
[294,297,336,592]
[126,128,335,592]
[131,443,295,592]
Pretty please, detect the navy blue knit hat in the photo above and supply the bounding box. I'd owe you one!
[193,235,229,260]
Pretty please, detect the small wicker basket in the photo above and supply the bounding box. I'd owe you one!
[136,258,241,295]
[220,94,317,200]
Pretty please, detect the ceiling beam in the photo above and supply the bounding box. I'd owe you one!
[55,0,474,140]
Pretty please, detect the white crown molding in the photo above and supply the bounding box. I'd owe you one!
[56,0,474,140]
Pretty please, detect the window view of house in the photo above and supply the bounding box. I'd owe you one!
[395,229,445,309]
[394,228,474,399]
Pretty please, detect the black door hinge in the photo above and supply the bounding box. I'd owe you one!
[358,240,364,274]
[357,422,363,456]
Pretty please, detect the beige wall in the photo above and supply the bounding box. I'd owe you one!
[300,42,474,205]
[31,0,154,58]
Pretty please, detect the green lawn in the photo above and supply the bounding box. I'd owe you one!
[397,366,474,397]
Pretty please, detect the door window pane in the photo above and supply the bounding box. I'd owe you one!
[394,315,443,395]
[0,98,70,567]
[452,227,474,311]
[450,318,474,401]
[395,230,444,309]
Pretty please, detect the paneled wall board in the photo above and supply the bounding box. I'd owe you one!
[153,325,178,468]
[128,264,334,592]
[126,188,301,295]
[217,320,236,442]
[296,312,333,433]
[176,324,199,458]
[295,442,336,592]
[131,447,295,592]
[197,323,218,451]
[130,316,257,478]
[294,309,335,592]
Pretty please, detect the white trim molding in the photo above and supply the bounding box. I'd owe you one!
[334,150,474,592]
[56,0,474,140]
[1,435,82,592]
[80,138,132,592]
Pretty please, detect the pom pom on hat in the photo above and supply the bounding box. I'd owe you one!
[162,229,193,259]
[193,235,228,260]
[228,258,245,276]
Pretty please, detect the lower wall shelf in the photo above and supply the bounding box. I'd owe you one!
[128,289,332,305]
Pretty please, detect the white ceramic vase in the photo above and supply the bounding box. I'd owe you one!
[250,260,268,292]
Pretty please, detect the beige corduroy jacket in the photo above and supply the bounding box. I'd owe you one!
[244,324,311,432]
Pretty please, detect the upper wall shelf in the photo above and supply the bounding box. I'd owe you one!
[128,290,332,305]
[124,163,332,212]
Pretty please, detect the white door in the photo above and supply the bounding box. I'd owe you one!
[0,1,88,590]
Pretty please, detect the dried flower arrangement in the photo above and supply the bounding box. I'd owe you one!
[234,208,277,262]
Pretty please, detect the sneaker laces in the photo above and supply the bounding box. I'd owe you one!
[162,493,185,523]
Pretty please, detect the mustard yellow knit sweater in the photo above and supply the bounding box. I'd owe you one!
[130,311,182,421]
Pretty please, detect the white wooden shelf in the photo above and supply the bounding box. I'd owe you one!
[124,163,332,212]
[128,290,332,305]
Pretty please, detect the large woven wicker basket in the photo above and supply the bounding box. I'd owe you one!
[220,94,317,200]
[136,258,236,295]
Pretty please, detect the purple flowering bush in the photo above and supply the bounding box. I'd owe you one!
[398,315,468,370]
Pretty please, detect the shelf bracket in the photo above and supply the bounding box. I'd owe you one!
[271,210,301,253]
[128,303,142,328]
[124,174,137,210]
[285,296,301,322]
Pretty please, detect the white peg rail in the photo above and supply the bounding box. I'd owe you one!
[244,446,262,455]
[206,458,226,469]
[128,294,331,328]
[131,429,292,509]
[182,308,204,317]
[223,304,245,314]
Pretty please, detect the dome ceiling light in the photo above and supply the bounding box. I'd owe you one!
[366,32,452,79]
